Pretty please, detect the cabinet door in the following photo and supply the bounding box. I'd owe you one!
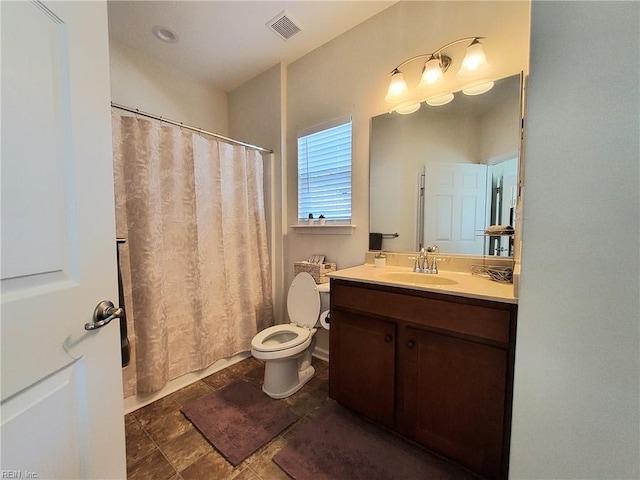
[398,327,507,479]
[329,310,395,428]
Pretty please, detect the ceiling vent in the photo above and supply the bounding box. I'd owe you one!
[266,11,302,40]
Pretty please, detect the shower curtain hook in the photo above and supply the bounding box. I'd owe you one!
[134,108,140,120]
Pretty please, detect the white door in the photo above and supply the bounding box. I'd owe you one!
[424,162,487,255]
[1,1,126,478]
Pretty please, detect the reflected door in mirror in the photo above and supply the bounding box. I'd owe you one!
[424,162,487,255]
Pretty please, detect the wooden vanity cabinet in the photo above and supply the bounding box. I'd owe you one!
[329,279,517,480]
[327,310,396,428]
[397,327,508,478]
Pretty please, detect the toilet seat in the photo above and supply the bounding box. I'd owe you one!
[251,324,311,353]
[251,272,321,355]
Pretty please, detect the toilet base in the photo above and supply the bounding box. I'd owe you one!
[263,364,314,399]
[256,333,317,399]
[262,355,315,399]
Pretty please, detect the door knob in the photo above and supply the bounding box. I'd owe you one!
[407,340,416,349]
[384,334,393,343]
[85,300,124,331]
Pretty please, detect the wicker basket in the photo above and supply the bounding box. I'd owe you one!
[294,261,337,284]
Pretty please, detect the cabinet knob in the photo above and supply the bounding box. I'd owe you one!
[384,334,393,343]
[407,340,416,349]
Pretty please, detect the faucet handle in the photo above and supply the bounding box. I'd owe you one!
[420,248,430,273]
[422,255,431,273]
[415,248,425,272]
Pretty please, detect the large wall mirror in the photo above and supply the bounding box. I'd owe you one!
[369,74,523,257]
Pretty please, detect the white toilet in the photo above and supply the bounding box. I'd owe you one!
[251,272,330,399]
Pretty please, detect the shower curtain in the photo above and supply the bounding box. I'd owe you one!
[112,114,273,395]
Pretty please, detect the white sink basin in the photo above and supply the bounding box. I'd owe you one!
[381,271,458,286]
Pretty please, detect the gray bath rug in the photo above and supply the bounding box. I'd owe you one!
[181,379,297,466]
[273,401,477,480]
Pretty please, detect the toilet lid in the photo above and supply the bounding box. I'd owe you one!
[287,272,320,328]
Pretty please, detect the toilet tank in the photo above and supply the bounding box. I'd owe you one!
[314,283,331,355]
[317,283,330,321]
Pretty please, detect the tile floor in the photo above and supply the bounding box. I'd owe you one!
[125,356,329,480]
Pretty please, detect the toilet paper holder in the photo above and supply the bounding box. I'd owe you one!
[319,310,331,330]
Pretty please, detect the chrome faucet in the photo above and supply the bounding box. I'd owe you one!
[414,245,439,274]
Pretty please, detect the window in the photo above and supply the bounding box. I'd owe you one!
[297,119,352,222]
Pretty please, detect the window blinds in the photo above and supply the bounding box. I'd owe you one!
[297,120,352,221]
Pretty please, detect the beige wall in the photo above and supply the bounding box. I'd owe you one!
[511,2,639,478]
[109,39,228,134]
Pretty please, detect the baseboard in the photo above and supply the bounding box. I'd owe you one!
[312,346,329,363]
[123,351,250,414]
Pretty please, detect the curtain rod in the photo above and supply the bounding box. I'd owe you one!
[111,102,273,154]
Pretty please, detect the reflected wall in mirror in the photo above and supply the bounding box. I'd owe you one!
[370,74,522,256]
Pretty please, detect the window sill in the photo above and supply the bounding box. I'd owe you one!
[290,224,356,235]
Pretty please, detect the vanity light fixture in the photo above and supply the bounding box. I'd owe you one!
[385,37,491,114]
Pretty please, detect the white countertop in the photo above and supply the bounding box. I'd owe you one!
[328,264,517,304]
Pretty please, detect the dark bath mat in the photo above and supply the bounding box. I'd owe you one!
[273,401,477,480]
[181,379,297,466]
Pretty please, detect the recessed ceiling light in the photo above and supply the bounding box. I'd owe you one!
[152,25,179,43]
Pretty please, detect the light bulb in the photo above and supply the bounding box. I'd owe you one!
[385,70,408,103]
[463,44,484,70]
[419,57,443,87]
[457,39,490,79]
